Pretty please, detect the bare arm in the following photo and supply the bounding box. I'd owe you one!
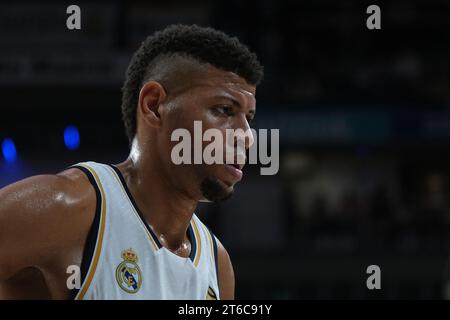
[216,239,235,300]
[0,169,95,282]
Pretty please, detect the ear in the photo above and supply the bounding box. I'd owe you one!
[138,81,167,129]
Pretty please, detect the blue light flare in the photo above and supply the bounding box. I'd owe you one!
[64,125,80,150]
[1,138,17,163]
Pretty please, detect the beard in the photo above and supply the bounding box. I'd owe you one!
[200,176,234,203]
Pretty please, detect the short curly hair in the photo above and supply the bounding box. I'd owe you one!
[121,24,264,144]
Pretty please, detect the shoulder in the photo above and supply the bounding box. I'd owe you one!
[191,216,235,300]
[215,236,235,300]
[0,166,96,222]
[0,166,98,278]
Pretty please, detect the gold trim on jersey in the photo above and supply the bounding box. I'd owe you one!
[205,228,215,264]
[107,165,202,266]
[192,219,202,267]
[75,163,107,300]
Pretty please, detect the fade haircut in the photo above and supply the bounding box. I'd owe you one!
[121,24,264,144]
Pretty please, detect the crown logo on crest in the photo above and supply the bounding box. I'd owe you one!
[121,248,139,263]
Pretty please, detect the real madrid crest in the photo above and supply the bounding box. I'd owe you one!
[116,248,142,293]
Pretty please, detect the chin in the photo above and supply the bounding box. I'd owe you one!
[200,176,234,203]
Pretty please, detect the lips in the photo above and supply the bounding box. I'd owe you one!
[223,153,246,170]
[229,163,244,171]
[219,154,246,183]
[224,164,243,181]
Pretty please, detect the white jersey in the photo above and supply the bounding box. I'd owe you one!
[68,161,220,300]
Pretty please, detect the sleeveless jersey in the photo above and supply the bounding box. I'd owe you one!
[68,161,220,300]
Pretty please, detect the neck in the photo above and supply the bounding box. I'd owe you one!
[115,138,197,252]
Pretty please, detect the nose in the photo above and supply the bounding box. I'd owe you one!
[234,128,254,151]
[224,115,254,166]
[233,115,254,150]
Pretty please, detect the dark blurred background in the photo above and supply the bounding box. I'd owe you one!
[1,0,450,299]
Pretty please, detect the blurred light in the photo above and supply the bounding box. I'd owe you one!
[64,125,80,150]
[283,152,311,174]
[2,138,17,163]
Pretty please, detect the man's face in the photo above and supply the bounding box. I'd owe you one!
[158,66,256,202]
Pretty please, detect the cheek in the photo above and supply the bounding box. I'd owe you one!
[166,100,202,131]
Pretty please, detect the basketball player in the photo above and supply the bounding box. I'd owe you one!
[0,25,264,299]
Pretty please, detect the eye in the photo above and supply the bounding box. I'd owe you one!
[212,105,234,116]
